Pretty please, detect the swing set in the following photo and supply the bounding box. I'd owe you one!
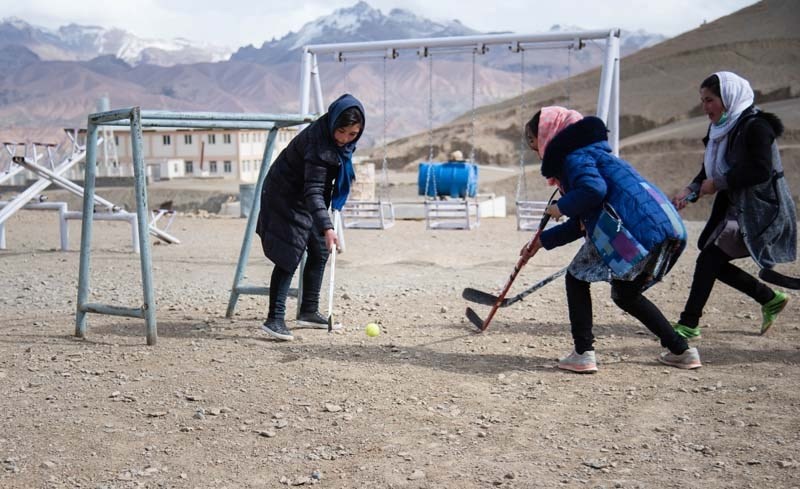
[300,29,621,229]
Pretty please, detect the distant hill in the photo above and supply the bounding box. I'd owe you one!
[384,0,799,216]
[370,0,799,170]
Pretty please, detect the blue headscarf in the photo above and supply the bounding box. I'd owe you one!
[327,94,365,211]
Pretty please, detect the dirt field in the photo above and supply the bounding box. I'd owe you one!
[1,211,799,488]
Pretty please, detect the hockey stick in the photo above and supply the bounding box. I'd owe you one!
[759,268,800,290]
[465,190,558,332]
[462,267,567,307]
[327,210,340,333]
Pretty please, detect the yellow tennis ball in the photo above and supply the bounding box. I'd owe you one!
[365,323,380,337]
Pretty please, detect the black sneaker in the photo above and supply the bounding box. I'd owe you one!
[296,311,329,329]
[261,318,293,341]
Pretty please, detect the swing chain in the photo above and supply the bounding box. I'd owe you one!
[469,48,477,165]
[516,47,527,203]
[381,55,388,201]
[425,53,436,199]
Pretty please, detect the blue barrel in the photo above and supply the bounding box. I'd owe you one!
[417,161,479,198]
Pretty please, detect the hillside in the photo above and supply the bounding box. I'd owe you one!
[369,0,799,171]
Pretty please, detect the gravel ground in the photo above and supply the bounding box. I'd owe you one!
[1,212,799,488]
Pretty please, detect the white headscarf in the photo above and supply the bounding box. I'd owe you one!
[704,71,754,182]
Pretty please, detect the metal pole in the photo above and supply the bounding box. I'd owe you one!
[311,53,325,114]
[304,30,617,56]
[226,127,279,318]
[13,157,116,210]
[58,203,68,251]
[300,50,312,115]
[596,32,617,124]
[129,107,158,345]
[609,36,621,155]
[75,122,99,339]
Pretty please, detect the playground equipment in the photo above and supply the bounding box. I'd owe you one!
[74,108,314,345]
[299,29,622,229]
[514,43,578,231]
[339,56,395,229]
[0,139,177,253]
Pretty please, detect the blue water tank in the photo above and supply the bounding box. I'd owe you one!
[417,161,479,198]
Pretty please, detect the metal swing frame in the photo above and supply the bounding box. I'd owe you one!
[300,29,620,231]
[513,34,621,230]
[421,51,481,230]
[339,55,395,230]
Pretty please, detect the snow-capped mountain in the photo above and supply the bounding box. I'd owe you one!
[0,2,671,148]
[232,1,480,64]
[0,16,232,66]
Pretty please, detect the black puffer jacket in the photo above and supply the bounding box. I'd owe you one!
[691,106,796,267]
[256,95,365,271]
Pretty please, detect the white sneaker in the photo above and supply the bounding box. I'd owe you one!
[658,347,702,369]
[557,350,598,374]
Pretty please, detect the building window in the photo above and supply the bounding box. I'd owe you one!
[243,161,249,172]
[184,134,192,144]
[173,163,179,173]
[114,135,119,145]
[163,135,171,145]
[208,134,216,144]
[210,161,217,173]
[224,160,232,173]
[223,134,231,144]
[185,160,193,173]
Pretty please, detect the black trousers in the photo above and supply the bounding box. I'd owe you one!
[268,229,329,320]
[566,271,688,355]
[678,244,774,328]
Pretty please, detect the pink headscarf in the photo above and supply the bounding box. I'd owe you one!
[537,106,584,160]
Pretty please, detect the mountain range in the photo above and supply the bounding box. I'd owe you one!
[0,16,232,66]
[0,2,664,146]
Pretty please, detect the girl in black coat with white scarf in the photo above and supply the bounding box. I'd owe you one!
[671,72,796,340]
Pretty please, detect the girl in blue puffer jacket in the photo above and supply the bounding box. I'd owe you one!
[521,106,700,373]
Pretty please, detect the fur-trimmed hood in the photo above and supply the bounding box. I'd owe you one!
[541,116,609,179]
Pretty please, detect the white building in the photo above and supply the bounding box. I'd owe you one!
[47,127,297,184]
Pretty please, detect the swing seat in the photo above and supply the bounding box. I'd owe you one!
[424,198,480,230]
[516,200,549,231]
[341,200,395,229]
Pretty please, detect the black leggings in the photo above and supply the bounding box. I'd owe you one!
[678,244,774,328]
[268,228,329,320]
[566,271,688,355]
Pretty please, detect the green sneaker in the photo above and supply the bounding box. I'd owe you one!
[761,291,788,335]
[672,322,702,340]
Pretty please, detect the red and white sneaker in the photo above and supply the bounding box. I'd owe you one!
[557,350,598,374]
[658,347,702,369]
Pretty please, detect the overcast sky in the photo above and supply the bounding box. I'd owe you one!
[4,0,759,48]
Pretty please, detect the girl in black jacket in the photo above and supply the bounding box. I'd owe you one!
[671,72,796,339]
[256,94,365,341]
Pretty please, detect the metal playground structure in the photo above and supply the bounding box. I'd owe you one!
[66,28,621,345]
[0,133,180,253]
[74,108,315,345]
[299,29,621,229]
